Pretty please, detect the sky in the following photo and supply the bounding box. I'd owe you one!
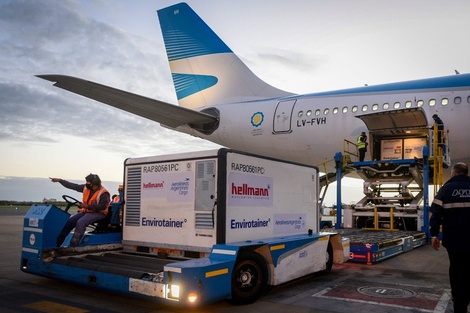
[1,0,469,202]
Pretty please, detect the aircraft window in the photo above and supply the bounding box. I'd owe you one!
[417,100,424,107]
[441,98,448,106]
[454,97,461,104]
[467,95,470,103]
[352,106,358,113]
[333,107,339,114]
[405,101,412,108]
[323,108,329,115]
[394,102,400,109]
[315,109,321,116]
[383,103,389,109]
[429,99,436,106]
[372,104,378,111]
[342,106,348,113]
[362,105,368,112]
[306,110,312,116]
[298,111,304,117]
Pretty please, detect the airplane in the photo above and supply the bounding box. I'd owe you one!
[38,2,470,179]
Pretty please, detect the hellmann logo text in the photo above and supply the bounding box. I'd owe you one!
[143,182,164,189]
[231,183,270,196]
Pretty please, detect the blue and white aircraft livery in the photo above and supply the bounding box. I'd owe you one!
[37,3,470,175]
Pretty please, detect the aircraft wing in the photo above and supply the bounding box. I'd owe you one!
[36,75,218,129]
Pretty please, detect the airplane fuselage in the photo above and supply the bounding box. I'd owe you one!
[182,74,470,169]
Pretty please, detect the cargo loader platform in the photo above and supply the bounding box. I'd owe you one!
[321,228,427,264]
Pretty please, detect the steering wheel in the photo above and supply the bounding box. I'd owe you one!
[62,195,80,213]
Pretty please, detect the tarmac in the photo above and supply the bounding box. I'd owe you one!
[0,207,458,313]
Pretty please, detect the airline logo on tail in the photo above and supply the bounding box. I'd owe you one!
[157,3,292,109]
[172,74,218,100]
[158,4,232,102]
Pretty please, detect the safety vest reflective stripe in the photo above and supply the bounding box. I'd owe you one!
[432,198,443,207]
[442,202,470,209]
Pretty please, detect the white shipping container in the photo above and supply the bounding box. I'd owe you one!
[122,149,319,253]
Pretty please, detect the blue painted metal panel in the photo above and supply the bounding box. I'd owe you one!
[215,233,327,265]
[23,205,69,250]
[165,257,237,304]
[23,258,132,295]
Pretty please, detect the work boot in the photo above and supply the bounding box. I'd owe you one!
[69,232,82,247]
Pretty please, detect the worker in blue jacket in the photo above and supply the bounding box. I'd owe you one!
[430,162,470,313]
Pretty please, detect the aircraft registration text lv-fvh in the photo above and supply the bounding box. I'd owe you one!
[37,2,470,172]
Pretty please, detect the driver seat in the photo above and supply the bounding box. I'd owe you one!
[91,211,112,233]
[89,200,122,233]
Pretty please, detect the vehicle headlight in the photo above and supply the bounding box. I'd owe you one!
[167,284,180,300]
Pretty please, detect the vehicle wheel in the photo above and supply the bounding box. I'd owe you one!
[323,241,334,274]
[231,251,268,305]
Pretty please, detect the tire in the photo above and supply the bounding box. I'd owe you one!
[231,250,268,305]
[323,241,334,274]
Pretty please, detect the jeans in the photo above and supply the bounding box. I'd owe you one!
[56,212,105,247]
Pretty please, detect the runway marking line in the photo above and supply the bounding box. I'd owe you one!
[23,300,88,313]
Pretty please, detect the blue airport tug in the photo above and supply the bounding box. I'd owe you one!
[19,149,349,306]
[21,190,123,272]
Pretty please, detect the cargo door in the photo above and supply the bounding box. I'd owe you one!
[356,107,428,134]
[356,108,430,160]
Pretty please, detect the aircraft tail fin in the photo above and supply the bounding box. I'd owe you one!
[157,3,292,110]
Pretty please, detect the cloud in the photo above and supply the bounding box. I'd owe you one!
[0,0,218,162]
[0,0,222,185]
